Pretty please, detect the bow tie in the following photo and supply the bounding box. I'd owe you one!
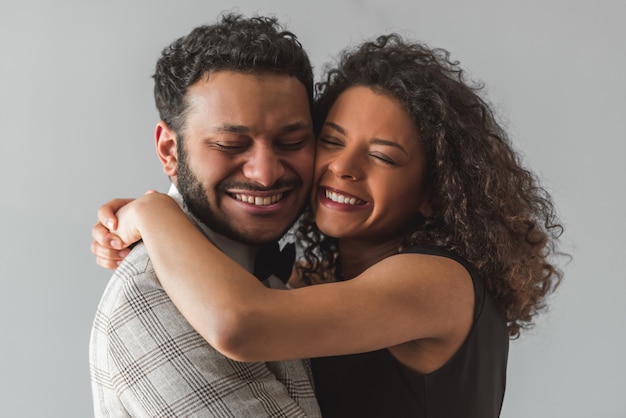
[253,242,296,284]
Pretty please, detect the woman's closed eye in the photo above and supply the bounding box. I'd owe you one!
[369,151,398,165]
[319,136,344,147]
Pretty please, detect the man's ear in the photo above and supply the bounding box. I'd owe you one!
[155,121,178,176]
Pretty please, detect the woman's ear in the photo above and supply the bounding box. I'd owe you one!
[155,121,178,177]
[417,186,435,218]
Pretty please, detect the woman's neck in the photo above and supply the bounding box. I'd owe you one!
[337,237,402,280]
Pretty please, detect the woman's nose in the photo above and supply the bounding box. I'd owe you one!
[327,148,363,181]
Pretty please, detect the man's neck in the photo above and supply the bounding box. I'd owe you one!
[166,183,258,273]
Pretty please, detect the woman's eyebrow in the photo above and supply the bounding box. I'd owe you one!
[324,121,407,155]
[323,121,345,135]
[371,138,408,156]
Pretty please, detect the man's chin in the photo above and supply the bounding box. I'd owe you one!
[234,227,292,245]
[191,199,303,244]
[221,209,303,245]
[207,220,293,245]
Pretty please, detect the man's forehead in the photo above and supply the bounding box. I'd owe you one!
[198,69,307,93]
[184,70,312,131]
[187,70,308,104]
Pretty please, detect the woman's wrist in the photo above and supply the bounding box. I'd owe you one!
[134,192,178,232]
[114,192,175,245]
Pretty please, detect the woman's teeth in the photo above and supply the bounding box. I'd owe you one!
[325,190,364,205]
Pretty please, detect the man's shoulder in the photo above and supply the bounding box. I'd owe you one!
[95,242,163,314]
[117,241,153,275]
[110,241,156,283]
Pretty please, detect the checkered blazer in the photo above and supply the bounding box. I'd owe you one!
[89,243,321,417]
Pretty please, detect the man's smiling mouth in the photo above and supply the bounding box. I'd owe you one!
[233,192,284,206]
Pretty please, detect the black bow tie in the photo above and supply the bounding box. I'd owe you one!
[253,242,296,284]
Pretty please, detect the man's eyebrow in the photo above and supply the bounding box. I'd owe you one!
[211,121,311,135]
[280,121,311,133]
[211,124,249,134]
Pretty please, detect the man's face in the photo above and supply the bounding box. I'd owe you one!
[168,71,315,245]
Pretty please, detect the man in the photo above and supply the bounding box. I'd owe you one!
[89,13,321,417]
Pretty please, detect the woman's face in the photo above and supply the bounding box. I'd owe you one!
[312,86,431,242]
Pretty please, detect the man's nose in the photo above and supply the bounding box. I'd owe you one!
[242,144,285,187]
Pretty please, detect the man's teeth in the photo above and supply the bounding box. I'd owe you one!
[235,193,283,206]
[325,190,363,205]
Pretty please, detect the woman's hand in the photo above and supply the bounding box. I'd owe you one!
[90,191,161,269]
[91,198,136,269]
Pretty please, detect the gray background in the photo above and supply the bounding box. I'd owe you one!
[1,0,624,417]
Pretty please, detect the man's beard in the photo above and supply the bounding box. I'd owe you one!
[175,145,303,245]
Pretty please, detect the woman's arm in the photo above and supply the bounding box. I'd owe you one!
[117,193,475,363]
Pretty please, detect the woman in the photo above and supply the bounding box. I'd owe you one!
[92,34,564,417]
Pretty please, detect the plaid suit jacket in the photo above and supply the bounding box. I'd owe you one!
[89,243,321,417]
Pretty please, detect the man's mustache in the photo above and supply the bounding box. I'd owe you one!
[218,178,303,192]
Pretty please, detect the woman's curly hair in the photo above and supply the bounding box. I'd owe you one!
[296,33,565,338]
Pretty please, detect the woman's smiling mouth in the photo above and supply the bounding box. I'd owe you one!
[322,188,366,206]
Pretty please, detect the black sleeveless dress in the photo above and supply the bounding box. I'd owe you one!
[310,245,509,417]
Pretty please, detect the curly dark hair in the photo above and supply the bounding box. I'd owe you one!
[296,34,565,338]
[153,12,314,135]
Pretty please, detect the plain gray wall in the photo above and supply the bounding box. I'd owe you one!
[1,0,624,416]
